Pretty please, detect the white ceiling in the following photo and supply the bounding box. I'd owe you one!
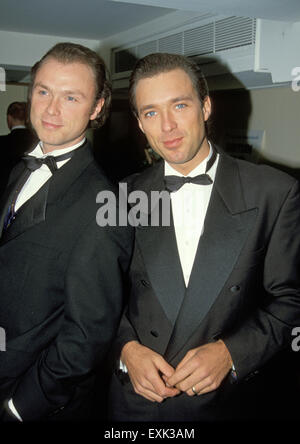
[0,0,173,40]
[0,0,299,41]
[113,0,300,23]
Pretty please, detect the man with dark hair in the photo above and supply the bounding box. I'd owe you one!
[108,52,300,421]
[0,43,133,421]
[7,101,27,123]
[0,101,37,195]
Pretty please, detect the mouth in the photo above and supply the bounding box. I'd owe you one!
[42,120,63,129]
[162,137,183,148]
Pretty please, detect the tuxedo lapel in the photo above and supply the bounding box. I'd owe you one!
[130,162,186,325]
[165,153,258,359]
[0,162,25,236]
[136,220,186,326]
[0,142,94,244]
[0,183,50,243]
[46,140,93,206]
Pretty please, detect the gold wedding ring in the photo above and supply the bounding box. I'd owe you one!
[192,386,197,395]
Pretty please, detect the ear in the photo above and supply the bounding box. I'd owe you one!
[90,98,105,121]
[202,96,212,122]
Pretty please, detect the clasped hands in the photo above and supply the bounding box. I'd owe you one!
[121,339,233,403]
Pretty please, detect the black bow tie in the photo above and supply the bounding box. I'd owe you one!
[164,148,217,193]
[164,174,212,192]
[1,148,82,231]
[22,150,79,174]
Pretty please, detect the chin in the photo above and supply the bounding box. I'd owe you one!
[167,155,190,165]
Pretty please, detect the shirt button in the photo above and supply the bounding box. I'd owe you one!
[230,285,241,293]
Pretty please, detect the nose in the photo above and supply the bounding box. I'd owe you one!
[46,96,60,116]
[161,110,177,133]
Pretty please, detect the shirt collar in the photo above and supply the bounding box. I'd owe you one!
[30,137,86,159]
[11,125,26,131]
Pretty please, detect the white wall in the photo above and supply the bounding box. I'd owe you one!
[0,30,101,69]
[208,77,300,169]
[249,86,300,168]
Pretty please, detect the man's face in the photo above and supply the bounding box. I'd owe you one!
[30,57,104,153]
[136,68,211,174]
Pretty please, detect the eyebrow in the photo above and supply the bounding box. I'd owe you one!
[139,95,193,114]
[33,82,86,98]
[33,82,49,91]
[63,89,86,98]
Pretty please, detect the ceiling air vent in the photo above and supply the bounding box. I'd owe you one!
[183,22,214,56]
[215,16,256,52]
[112,17,296,88]
[112,16,256,77]
[158,33,182,54]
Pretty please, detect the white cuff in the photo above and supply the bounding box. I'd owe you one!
[119,360,128,373]
[8,399,23,421]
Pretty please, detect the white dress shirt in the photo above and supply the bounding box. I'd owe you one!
[120,143,219,374]
[165,143,219,286]
[15,138,86,211]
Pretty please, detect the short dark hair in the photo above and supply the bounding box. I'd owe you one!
[7,101,27,122]
[28,42,112,128]
[129,52,209,116]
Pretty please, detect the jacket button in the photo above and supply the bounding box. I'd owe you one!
[141,279,150,287]
[230,285,240,293]
[150,330,159,337]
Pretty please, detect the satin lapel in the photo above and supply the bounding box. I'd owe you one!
[0,162,25,236]
[165,154,258,360]
[0,142,94,244]
[0,183,50,244]
[130,162,186,325]
[136,218,186,326]
[45,141,94,206]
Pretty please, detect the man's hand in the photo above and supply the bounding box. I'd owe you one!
[121,341,180,402]
[166,340,233,396]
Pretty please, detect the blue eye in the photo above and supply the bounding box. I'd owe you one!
[145,110,156,118]
[67,96,76,102]
[176,103,186,109]
[39,90,48,96]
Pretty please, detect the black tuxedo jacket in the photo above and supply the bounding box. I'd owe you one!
[0,128,38,196]
[0,141,133,421]
[109,148,300,421]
